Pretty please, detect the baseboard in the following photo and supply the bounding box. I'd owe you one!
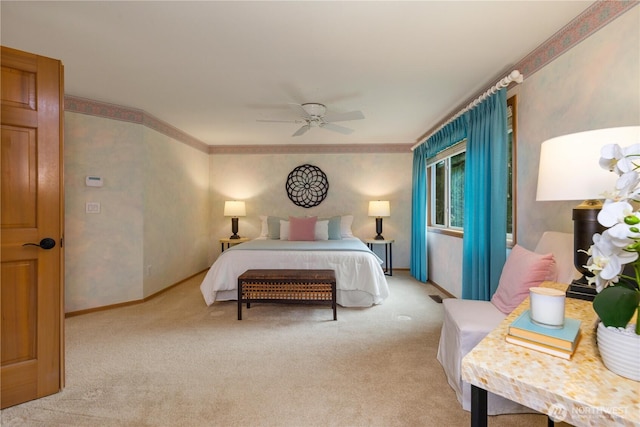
[426,279,456,299]
[65,269,208,318]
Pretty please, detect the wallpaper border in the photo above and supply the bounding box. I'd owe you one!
[209,143,413,154]
[64,96,210,153]
[514,0,638,78]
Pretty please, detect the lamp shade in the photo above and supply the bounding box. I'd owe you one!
[368,200,390,217]
[536,127,640,201]
[223,200,246,217]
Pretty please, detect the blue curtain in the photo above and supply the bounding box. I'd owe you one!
[461,89,508,300]
[410,143,428,281]
[411,116,467,282]
[424,116,468,158]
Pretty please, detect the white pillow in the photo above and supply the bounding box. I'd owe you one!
[259,215,268,238]
[341,215,354,238]
[315,220,329,240]
[279,220,290,240]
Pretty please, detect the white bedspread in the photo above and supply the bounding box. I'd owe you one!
[199,238,389,307]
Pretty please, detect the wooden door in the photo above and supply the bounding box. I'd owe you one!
[1,46,64,409]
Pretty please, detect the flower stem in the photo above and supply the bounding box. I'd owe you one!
[634,263,640,335]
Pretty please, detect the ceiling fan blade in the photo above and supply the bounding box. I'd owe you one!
[288,103,311,119]
[257,119,302,124]
[321,122,354,135]
[292,124,310,137]
[323,110,365,123]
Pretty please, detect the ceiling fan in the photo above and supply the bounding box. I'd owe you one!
[257,103,365,137]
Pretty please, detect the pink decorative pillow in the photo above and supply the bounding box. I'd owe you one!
[288,216,317,241]
[491,244,557,315]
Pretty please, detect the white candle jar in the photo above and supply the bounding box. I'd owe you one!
[529,287,566,328]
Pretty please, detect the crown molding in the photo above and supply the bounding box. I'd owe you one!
[208,143,413,155]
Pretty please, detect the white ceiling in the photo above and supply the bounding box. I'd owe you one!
[1,1,595,146]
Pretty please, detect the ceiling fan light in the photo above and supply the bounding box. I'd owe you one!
[302,103,326,117]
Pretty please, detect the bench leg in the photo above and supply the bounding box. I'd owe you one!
[237,281,243,320]
[332,283,337,320]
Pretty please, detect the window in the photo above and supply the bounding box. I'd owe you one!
[429,145,466,230]
[427,95,517,241]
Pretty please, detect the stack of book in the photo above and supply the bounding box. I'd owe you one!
[505,309,581,359]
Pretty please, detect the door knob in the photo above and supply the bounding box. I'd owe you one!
[22,238,56,250]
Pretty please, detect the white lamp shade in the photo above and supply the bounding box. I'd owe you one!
[536,126,640,201]
[368,200,390,217]
[223,200,246,217]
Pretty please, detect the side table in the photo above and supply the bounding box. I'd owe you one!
[461,281,639,427]
[220,237,249,252]
[363,239,394,276]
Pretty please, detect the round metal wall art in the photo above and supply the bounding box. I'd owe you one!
[286,164,329,208]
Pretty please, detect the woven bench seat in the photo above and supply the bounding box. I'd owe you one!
[237,269,337,320]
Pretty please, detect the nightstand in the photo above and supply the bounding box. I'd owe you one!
[220,237,250,252]
[363,238,394,276]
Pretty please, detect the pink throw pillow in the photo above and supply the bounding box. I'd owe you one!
[491,244,557,315]
[288,216,317,241]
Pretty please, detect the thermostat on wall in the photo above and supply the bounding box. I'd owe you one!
[85,176,104,187]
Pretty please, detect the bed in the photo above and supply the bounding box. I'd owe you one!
[200,218,390,308]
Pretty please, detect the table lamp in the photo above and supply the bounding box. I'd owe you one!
[368,200,390,240]
[536,126,639,300]
[224,200,246,239]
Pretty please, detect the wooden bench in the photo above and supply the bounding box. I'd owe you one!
[237,269,337,320]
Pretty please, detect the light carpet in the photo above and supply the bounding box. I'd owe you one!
[1,271,552,426]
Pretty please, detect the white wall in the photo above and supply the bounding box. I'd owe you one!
[64,113,211,312]
[427,232,463,297]
[65,113,145,311]
[516,7,640,250]
[142,127,210,297]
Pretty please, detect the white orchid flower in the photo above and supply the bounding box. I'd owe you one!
[615,171,640,200]
[589,143,640,333]
[586,272,608,293]
[600,144,624,174]
[585,236,622,285]
[597,201,634,228]
[606,222,640,248]
[585,233,638,294]
[586,272,611,293]
[599,143,640,175]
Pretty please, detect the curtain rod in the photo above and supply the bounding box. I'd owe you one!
[410,70,524,151]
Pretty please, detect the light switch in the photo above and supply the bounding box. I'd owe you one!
[86,202,101,214]
[85,176,104,187]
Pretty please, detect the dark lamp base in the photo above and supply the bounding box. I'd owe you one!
[566,279,597,301]
[230,217,240,240]
[374,217,384,241]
